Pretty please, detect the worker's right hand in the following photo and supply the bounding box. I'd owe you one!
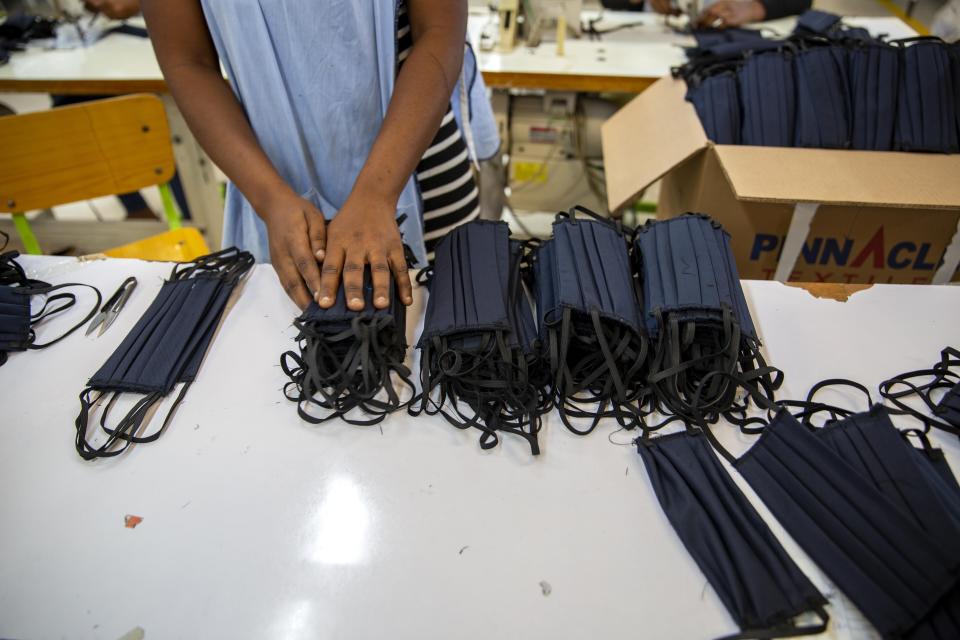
[262,191,326,310]
[649,0,681,16]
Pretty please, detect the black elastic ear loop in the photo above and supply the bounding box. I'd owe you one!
[26,282,102,349]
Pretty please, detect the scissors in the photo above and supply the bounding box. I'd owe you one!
[86,277,137,337]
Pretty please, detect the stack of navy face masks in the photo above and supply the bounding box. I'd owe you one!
[677,13,960,153]
[75,247,253,460]
[534,208,649,435]
[281,261,414,426]
[410,220,549,455]
[635,214,780,423]
[0,231,101,367]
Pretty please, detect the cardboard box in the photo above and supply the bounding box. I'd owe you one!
[601,77,960,284]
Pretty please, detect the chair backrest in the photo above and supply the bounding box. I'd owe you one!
[0,94,175,213]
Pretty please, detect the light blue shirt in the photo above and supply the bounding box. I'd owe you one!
[200,0,499,265]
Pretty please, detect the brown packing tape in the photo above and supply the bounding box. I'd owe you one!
[785,283,873,302]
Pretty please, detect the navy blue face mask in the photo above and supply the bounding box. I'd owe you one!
[793,9,842,37]
[534,208,648,435]
[75,247,253,460]
[410,220,548,455]
[894,37,960,154]
[636,214,780,423]
[686,70,742,145]
[696,374,960,640]
[637,430,829,640]
[794,43,850,149]
[739,50,796,147]
[880,347,960,435]
[847,41,899,151]
[0,235,102,367]
[281,257,414,426]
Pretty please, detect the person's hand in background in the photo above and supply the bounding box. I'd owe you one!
[261,191,327,310]
[315,192,412,312]
[649,0,681,16]
[83,0,141,20]
[696,0,766,28]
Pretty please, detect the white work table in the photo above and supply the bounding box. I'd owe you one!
[0,13,916,95]
[1,255,958,639]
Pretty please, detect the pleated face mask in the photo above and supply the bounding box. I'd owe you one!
[697,375,960,640]
[894,37,960,154]
[280,253,414,426]
[636,214,779,422]
[0,235,102,367]
[794,44,850,149]
[637,430,829,639]
[410,220,548,455]
[534,208,648,435]
[686,70,741,145]
[75,247,253,460]
[880,347,960,434]
[739,50,796,147]
[847,41,899,151]
[793,9,842,37]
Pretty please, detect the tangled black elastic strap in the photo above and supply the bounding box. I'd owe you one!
[637,214,781,424]
[75,247,253,459]
[535,207,649,435]
[0,233,102,367]
[410,220,548,455]
[880,347,960,434]
[281,259,414,426]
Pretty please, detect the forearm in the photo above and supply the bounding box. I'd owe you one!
[142,0,292,218]
[351,0,467,206]
[162,65,291,212]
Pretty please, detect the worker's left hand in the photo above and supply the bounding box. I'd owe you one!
[696,0,766,28]
[315,193,413,312]
[83,0,141,20]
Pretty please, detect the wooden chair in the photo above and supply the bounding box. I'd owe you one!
[0,94,185,256]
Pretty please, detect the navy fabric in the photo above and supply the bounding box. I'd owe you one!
[638,432,828,637]
[76,247,253,460]
[637,214,774,423]
[281,264,412,426]
[793,9,841,36]
[848,42,899,150]
[814,406,960,547]
[411,220,547,454]
[534,211,648,435]
[687,71,741,145]
[936,382,960,428]
[734,410,960,638]
[740,51,796,147]
[0,285,31,354]
[794,45,850,149]
[637,214,754,339]
[895,39,960,153]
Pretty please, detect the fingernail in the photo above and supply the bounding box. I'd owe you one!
[320,296,331,305]
[404,296,413,304]
[316,250,325,260]
[376,296,387,306]
[351,297,362,306]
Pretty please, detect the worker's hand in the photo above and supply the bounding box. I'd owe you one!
[316,193,413,312]
[83,0,141,20]
[696,0,766,28]
[262,191,326,310]
[649,0,681,16]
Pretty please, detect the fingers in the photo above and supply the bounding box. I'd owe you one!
[305,203,327,261]
[317,244,344,309]
[273,254,312,310]
[342,249,366,311]
[370,252,391,310]
[389,246,413,306]
[290,239,322,306]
